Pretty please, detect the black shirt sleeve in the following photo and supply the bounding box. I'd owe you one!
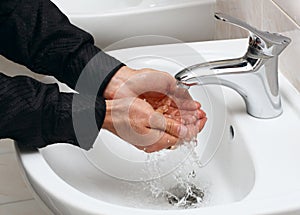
[0,73,105,150]
[0,0,125,149]
[0,0,124,94]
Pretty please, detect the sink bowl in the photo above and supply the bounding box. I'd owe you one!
[50,0,216,49]
[16,39,300,215]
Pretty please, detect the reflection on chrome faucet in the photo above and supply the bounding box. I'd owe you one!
[175,12,291,119]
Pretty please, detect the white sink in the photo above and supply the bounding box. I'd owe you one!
[16,39,300,215]
[50,0,216,49]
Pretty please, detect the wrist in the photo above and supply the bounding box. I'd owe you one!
[103,66,138,99]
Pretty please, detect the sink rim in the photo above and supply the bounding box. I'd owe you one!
[50,0,214,18]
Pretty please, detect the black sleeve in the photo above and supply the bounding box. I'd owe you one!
[0,0,126,149]
[0,72,105,150]
[0,0,124,96]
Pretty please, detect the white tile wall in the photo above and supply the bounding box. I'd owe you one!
[0,153,33,204]
[0,139,51,214]
[215,0,262,39]
[216,0,300,92]
[272,0,300,26]
[0,139,15,155]
[0,200,47,215]
[264,0,300,92]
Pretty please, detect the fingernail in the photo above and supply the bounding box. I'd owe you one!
[195,101,201,108]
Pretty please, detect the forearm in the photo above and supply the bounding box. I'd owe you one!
[0,0,124,96]
[0,73,105,149]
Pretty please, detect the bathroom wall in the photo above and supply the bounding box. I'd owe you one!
[216,0,300,92]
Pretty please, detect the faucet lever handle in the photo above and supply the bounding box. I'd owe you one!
[215,12,291,55]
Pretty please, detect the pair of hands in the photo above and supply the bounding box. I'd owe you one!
[102,66,207,153]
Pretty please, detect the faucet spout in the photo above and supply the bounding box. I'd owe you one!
[175,56,260,87]
[175,13,291,119]
[175,56,282,118]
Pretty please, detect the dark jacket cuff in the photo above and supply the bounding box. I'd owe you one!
[71,49,125,99]
[40,92,106,150]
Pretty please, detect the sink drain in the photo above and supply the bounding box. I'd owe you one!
[165,182,205,208]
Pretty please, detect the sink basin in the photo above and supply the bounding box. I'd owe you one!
[16,39,300,215]
[50,0,216,49]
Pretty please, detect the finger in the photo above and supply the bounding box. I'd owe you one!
[164,114,185,124]
[197,117,207,132]
[137,118,207,153]
[165,114,199,127]
[168,80,202,110]
[149,112,188,139]
[163,106,206,119]
[165,109,206,126]
[170,85,192,99]
[182,117,208,141]
[165,118,188,138]
[178,109,206,119]
[170,99,201,111]
[136,132,182,153]
[164,109,197,124]
[181,115,197,124]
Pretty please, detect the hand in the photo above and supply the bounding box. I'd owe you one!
[104,66,195,102]
[105,66,205,123]
[103,66,207,152]
[102,97,204,153]
[138,91,207,141]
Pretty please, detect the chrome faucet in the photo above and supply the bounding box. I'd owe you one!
[175,13,291,118]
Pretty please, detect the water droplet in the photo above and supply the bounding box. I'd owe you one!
[188,170,196,178]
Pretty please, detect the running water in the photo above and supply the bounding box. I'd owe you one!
[143,139,211,209]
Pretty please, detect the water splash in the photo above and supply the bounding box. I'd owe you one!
[143,141,210,209]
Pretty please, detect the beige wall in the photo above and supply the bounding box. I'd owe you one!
[273,0,300,25]
[216,0,300,92]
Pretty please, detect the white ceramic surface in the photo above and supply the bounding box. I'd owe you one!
[50,0,216,49]
[17,39,300,214]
